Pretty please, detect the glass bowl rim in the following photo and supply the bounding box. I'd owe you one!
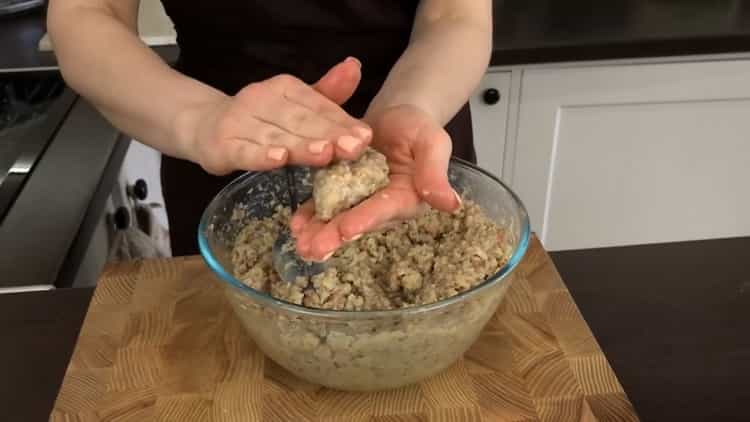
[198,158,531,320]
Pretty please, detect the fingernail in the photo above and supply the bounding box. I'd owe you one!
[353,126,372,141]
[267,147,287,161]
[308,140,329,154]
[345,56,362,68]
[453,189,463,208]
[337,135,362,153]
[343,233,363,242]
[314,250,335,263]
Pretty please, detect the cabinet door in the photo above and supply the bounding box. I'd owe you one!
[138,0,177,44]
[469,71,511,179]
[515,60,750,251]
[117,141,170,232]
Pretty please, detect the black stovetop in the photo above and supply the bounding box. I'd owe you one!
[0,71,75,223]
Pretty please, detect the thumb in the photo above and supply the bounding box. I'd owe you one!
[313,57,362,105]
[413,125,461,212]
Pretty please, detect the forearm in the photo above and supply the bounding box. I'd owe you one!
[48,1,225,160]
[367,3,492,125]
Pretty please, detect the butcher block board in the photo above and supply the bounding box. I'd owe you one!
[51,237,638,421]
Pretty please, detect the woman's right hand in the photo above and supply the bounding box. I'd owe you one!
[173,57,371,175]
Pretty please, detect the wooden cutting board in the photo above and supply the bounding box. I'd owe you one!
[51,237,638,422]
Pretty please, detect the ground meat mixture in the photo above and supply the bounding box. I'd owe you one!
[231,200,509,311]
[312,147,390,221]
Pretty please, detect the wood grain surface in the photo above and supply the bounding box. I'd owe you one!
[51,237,638,421]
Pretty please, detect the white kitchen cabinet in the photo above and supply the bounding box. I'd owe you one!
[469,71,512,179]
[513,60,750,251]
[137,0,177,44]
[112,141,171,257]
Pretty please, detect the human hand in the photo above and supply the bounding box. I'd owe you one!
[290,104,462,261]
[174,57,372,175]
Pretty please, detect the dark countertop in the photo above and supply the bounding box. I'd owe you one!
[0,287,94,422]
[491,0,750,64]
[553,237,750,422]
[5,1,750,70]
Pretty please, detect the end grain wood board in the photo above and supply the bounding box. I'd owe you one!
[51,237,638,422]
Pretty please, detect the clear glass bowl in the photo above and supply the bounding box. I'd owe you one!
[198,159,530,391]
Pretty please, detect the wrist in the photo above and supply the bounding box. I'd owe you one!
[171,91,227,162]
[366,99,443,127]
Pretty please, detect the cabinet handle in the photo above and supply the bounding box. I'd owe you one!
[127,179,148,201]
[113,206,130,230]
[482,88,501,105]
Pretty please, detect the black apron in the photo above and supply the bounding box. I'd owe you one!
[159,0,476,256]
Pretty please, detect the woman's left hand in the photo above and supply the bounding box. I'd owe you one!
[290,104,461,261]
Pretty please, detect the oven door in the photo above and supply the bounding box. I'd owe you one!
[0,70,127,290]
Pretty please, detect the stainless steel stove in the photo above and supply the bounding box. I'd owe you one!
[0,70,75,223]
[0,68,131,293]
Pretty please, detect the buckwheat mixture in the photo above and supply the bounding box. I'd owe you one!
[225,182,514,390]
[231,200,509,311]
[311,147,390,221]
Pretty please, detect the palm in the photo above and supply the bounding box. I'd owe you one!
[292,104,460,261]
[366,106,451,218]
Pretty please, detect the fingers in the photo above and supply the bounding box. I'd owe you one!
[224,116,362,169]
[257,123,336,167]
[263,72,370,140]
[309,58,375,160]
[277,74,374,161]
[290,58,365,130]
[290,201,315,236]
[259,96,351,141]
[336,182,423,239]
[312,56,362,106]
[412,125,460,212]
[201,138,288,175]
[256,97,370,163]
[292,201,334,260]
[295,217,330,260]
[227,60,373,170]
[295,181,421,261]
